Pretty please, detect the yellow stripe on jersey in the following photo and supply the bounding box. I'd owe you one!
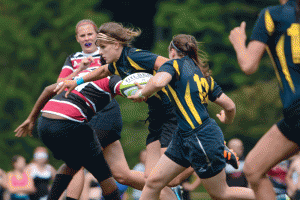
[210,77,215,91]
[276,35,295,93]
[168,85,195,129]
[265,9,275,36]
[266,47,283,90]
[287,23,300,64]
[127,57,145,70]
[113,62,120,76]
[185,81,202,126]
[173,60,180,76]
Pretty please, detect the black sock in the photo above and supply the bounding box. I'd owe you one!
[66,197,77,200]
[102,189,121,200]
[47,174,73,200]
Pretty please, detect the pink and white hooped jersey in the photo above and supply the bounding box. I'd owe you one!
[58,48,102,79]
[42,70,122,123]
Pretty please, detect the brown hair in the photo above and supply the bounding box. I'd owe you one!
[75,19,97,34]
[97,22,141,46]
[169,34,211,78]
[11,155,23,166]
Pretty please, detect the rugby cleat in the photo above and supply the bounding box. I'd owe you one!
[224,142,239,169]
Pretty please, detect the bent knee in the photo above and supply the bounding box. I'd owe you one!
[145,176,166,190]
[243,159,264,184]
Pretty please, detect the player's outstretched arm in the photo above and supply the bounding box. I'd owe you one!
[213,93,236,124]
[14,83,58,137]
[55,64,112,98]
[128,72,172,102]
[229,21,266,75]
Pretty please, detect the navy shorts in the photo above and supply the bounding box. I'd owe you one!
[88,99,123,148]
[165,118,225,179]
[37,116,112,181]
[277,117,300,146]
[146,103,177,148]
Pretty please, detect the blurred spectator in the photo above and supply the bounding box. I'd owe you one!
[5,155,35,200]
[81,170,102,200]
[132,150,146,200]
[268,160,289,199]
[0,169,6,200]
[286,153,300,200]
[225,138,248,187]
[181,172,201,200]
[26,147,56,200]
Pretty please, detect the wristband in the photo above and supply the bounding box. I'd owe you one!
[76,77,85,85]
[137,90,145,98]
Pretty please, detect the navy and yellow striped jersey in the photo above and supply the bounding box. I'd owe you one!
[157,56,223,131]
[251,0,300,113]
[108,46,173,111]
[108,47,158,79]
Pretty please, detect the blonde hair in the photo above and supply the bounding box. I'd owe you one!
[170,34,211,78]
[75,19,97,34]
[97,22,141,46]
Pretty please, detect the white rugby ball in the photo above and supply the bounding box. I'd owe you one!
[120,72,153,97]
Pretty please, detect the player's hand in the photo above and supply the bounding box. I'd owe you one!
[229,21,247,47]
[79,56,94,71]
[54,80,77,98]
[127,82,147,102]
[128,89,146,103]
[216,110,227,124]
[14,118,34,137]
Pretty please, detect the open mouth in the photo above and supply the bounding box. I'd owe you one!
[85,43,92,47]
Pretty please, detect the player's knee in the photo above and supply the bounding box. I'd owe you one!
[243,159,261,185]
[145,175,165,190]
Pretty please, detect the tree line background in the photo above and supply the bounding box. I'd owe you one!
[0,0,282,172]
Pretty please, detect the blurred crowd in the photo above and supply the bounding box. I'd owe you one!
[1,142,300,200]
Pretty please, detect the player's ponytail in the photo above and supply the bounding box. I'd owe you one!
[97,22,141,47]
[170,34,211,78]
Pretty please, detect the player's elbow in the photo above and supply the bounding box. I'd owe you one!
[240,62,259,75]
[226,102,236,113]
[152,80,166,90]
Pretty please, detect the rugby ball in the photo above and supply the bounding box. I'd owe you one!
[120,72,153,97]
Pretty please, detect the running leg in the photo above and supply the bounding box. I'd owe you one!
[243,124,299,200]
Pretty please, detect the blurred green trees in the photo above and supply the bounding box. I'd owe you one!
[0,0,281,170]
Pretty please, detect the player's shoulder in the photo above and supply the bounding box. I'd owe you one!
[261,3,289,19]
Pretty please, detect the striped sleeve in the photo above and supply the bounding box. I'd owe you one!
[250,8,272,44]
[128,49,159,71]
[58,54,75,78]
[157,60,176,76]
[109,75,122,96]
[208,77,223,102]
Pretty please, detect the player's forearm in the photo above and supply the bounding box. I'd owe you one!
[28,84,57,121]
[234,43,260,75]
[57,69,82,83]
[141,72,171,97]
[82,64,111,82]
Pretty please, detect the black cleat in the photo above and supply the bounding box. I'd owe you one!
[224,142,239,169]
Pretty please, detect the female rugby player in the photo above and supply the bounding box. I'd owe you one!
[57,19,144,200]
[129,34,256,200]
[15,72,124,200]
[229,0,300,199]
